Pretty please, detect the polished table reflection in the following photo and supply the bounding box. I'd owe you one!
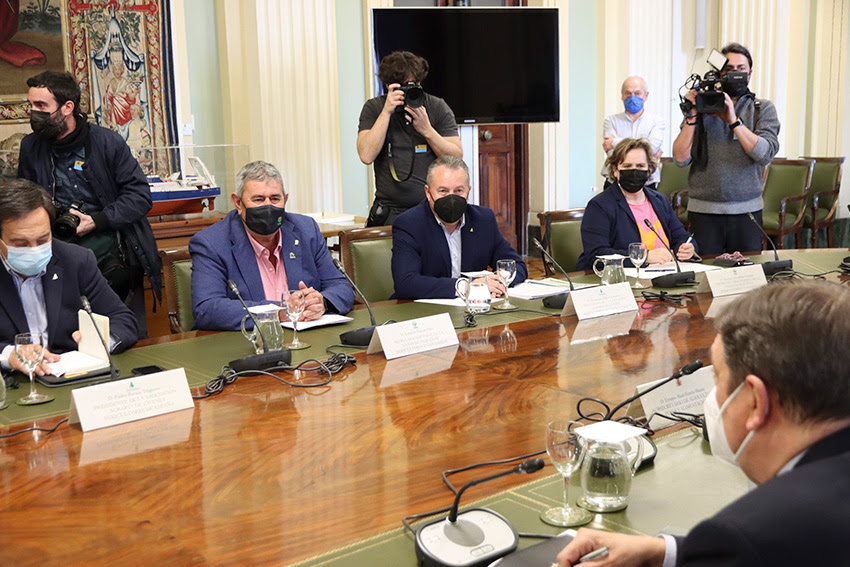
[0,249,846,566]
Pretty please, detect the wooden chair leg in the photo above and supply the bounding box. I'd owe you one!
[794,232,802,249]
[827,226,834,248]
[811,227,818,249]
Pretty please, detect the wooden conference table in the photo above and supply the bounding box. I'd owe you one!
[0,249,846,566]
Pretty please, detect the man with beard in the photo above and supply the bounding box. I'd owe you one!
[17,71,160,337]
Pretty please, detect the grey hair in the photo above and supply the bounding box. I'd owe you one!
[621,75,648,94]
[235,160,286,198]
[426,155,470,188]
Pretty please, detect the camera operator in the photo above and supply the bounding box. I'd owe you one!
[357,51,462,227]
[672,43,780,255]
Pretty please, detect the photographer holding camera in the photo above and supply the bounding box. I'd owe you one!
[358,51,462,227]
[672,43,780,255]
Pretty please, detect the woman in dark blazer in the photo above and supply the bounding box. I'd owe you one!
[576,138,696,270]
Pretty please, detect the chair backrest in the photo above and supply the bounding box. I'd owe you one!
[800,156,844,211]
[656,157,690,201]
[159,248,194,333]
[537,209,585,275]
[762,158,814,216]
[339,226,394,303]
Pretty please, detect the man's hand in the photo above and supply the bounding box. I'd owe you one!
[474,273,506,298]
[69,209,96,236]
[676,242,695,260]
[718,92,737,124]
[556,528,666,567]
[647,247,674,265]
[405,105,436,138]
[298,280,325,322]
[9,345,61,376]
[603,136,615,153]
[382,83,405,116]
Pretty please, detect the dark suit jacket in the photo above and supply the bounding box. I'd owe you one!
[391,199,527,299]
[675,426,850,566]
[0,240,138,355]
[576,186,694,270]
[189,210,354,331]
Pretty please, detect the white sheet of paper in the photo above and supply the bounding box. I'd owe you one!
[281,313,353,330]
[627,262,722,278]
[562,282,638,320]
[414,298,467,307]
[509,281,571,299]
[703,264,767,297]
[48,350,110,378]
[77,309,109,360]
[460,270,492,279]
[635,366,715,430]
[68,368,194,432]
[367,312,459,360]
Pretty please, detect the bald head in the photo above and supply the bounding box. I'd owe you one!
[621,76,648,97]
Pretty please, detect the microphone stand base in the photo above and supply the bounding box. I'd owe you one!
[340,326,376,348]
[761,259,792,276]
[415,509,519,567]
[651,271,697,288]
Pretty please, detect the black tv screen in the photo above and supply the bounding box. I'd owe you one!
[372,8,560,124]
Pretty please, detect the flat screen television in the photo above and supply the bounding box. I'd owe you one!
[371,8,560,124]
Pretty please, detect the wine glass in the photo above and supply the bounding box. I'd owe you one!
[282,290,310,350]
[493,259,517,310]
[628,242,649,289]
[15,332,52,405]
[541,420,593,527]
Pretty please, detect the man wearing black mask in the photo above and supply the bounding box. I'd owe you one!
[391,155,526,300]
[189,161,353,331]
[672,43,780,255]
[17,70,160,338]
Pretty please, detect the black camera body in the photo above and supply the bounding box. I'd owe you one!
[52,201,84,241]
[398,82,425,109]
[695,69,726,114]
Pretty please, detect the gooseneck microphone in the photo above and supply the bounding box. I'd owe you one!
[532,238,575,291]
[80,295,118,380]
[604,359,704,420]
[228,279,269,354]
[643,219,696,287]
[415,458,545,567]
[532,237,579,310]
[746,212,793,276]
[226,280,292,373]
[332,258,378,347]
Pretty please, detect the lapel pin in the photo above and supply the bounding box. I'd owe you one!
[470,227,474,232]
[289,252,296,259]
[52,273,59,280]
[294,239,300,246]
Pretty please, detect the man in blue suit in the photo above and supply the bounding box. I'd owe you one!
[391,155,527,300]
[189,161,354,331]
[0,179,137,376]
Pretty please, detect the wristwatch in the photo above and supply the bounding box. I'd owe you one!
[729,119,743,130]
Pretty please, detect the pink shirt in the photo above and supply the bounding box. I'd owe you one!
[628,199,670,251]
[246,231,290,303]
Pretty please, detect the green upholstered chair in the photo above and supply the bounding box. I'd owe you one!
[339,226,394,303]
[657,158,690,228]
[761,158,814,249]
[800,156,844,248]
[537,209,584,275]
[159,248,194,333]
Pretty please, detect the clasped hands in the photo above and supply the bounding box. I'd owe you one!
[278,280,325,323]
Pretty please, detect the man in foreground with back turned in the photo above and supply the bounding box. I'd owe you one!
[557,280,850,567]
[0,179,138,376]
[391,155,527,300]
[189,161,353,331]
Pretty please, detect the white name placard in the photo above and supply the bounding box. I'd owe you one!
[561,282,638,320]
[367,312,459,360]
[629,366,715,430]
[698,264,767,297]
[69,368,194,432]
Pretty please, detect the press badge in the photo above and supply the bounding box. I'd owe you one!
[74,160,85,171]
[414,144,427,154]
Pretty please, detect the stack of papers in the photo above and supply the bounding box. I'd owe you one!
[281,313,353,330]
[509,279,595,300]
[49,350,110,378]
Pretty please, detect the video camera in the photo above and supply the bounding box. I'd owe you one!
[680,49,748,115]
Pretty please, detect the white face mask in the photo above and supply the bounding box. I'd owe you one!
[703,383,761,466]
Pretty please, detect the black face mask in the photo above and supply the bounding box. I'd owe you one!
[243,204,285,235]
[617,169,649,193]
[722,71,749,98]
[433,194,467,224]
[30,108,68,141]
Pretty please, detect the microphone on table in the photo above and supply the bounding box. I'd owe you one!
[643,219,697,287]
[332,258,378,347]
[532,237,576,310]
[226,280,291,373]
[415,458,545,567]
[80,295,118,380]
[747,212,793,276]
[604,359,704,421]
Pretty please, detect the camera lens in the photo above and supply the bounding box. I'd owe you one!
[52,212,79,241]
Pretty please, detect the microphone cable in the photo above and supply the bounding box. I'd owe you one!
[639,290,695,306]
[0,417,69,439]
[454,308,558,330]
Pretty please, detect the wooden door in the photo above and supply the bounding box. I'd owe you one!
[478,124,527,250]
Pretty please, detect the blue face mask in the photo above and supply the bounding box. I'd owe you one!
[2,240,53,277]
[624,95,645,114]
